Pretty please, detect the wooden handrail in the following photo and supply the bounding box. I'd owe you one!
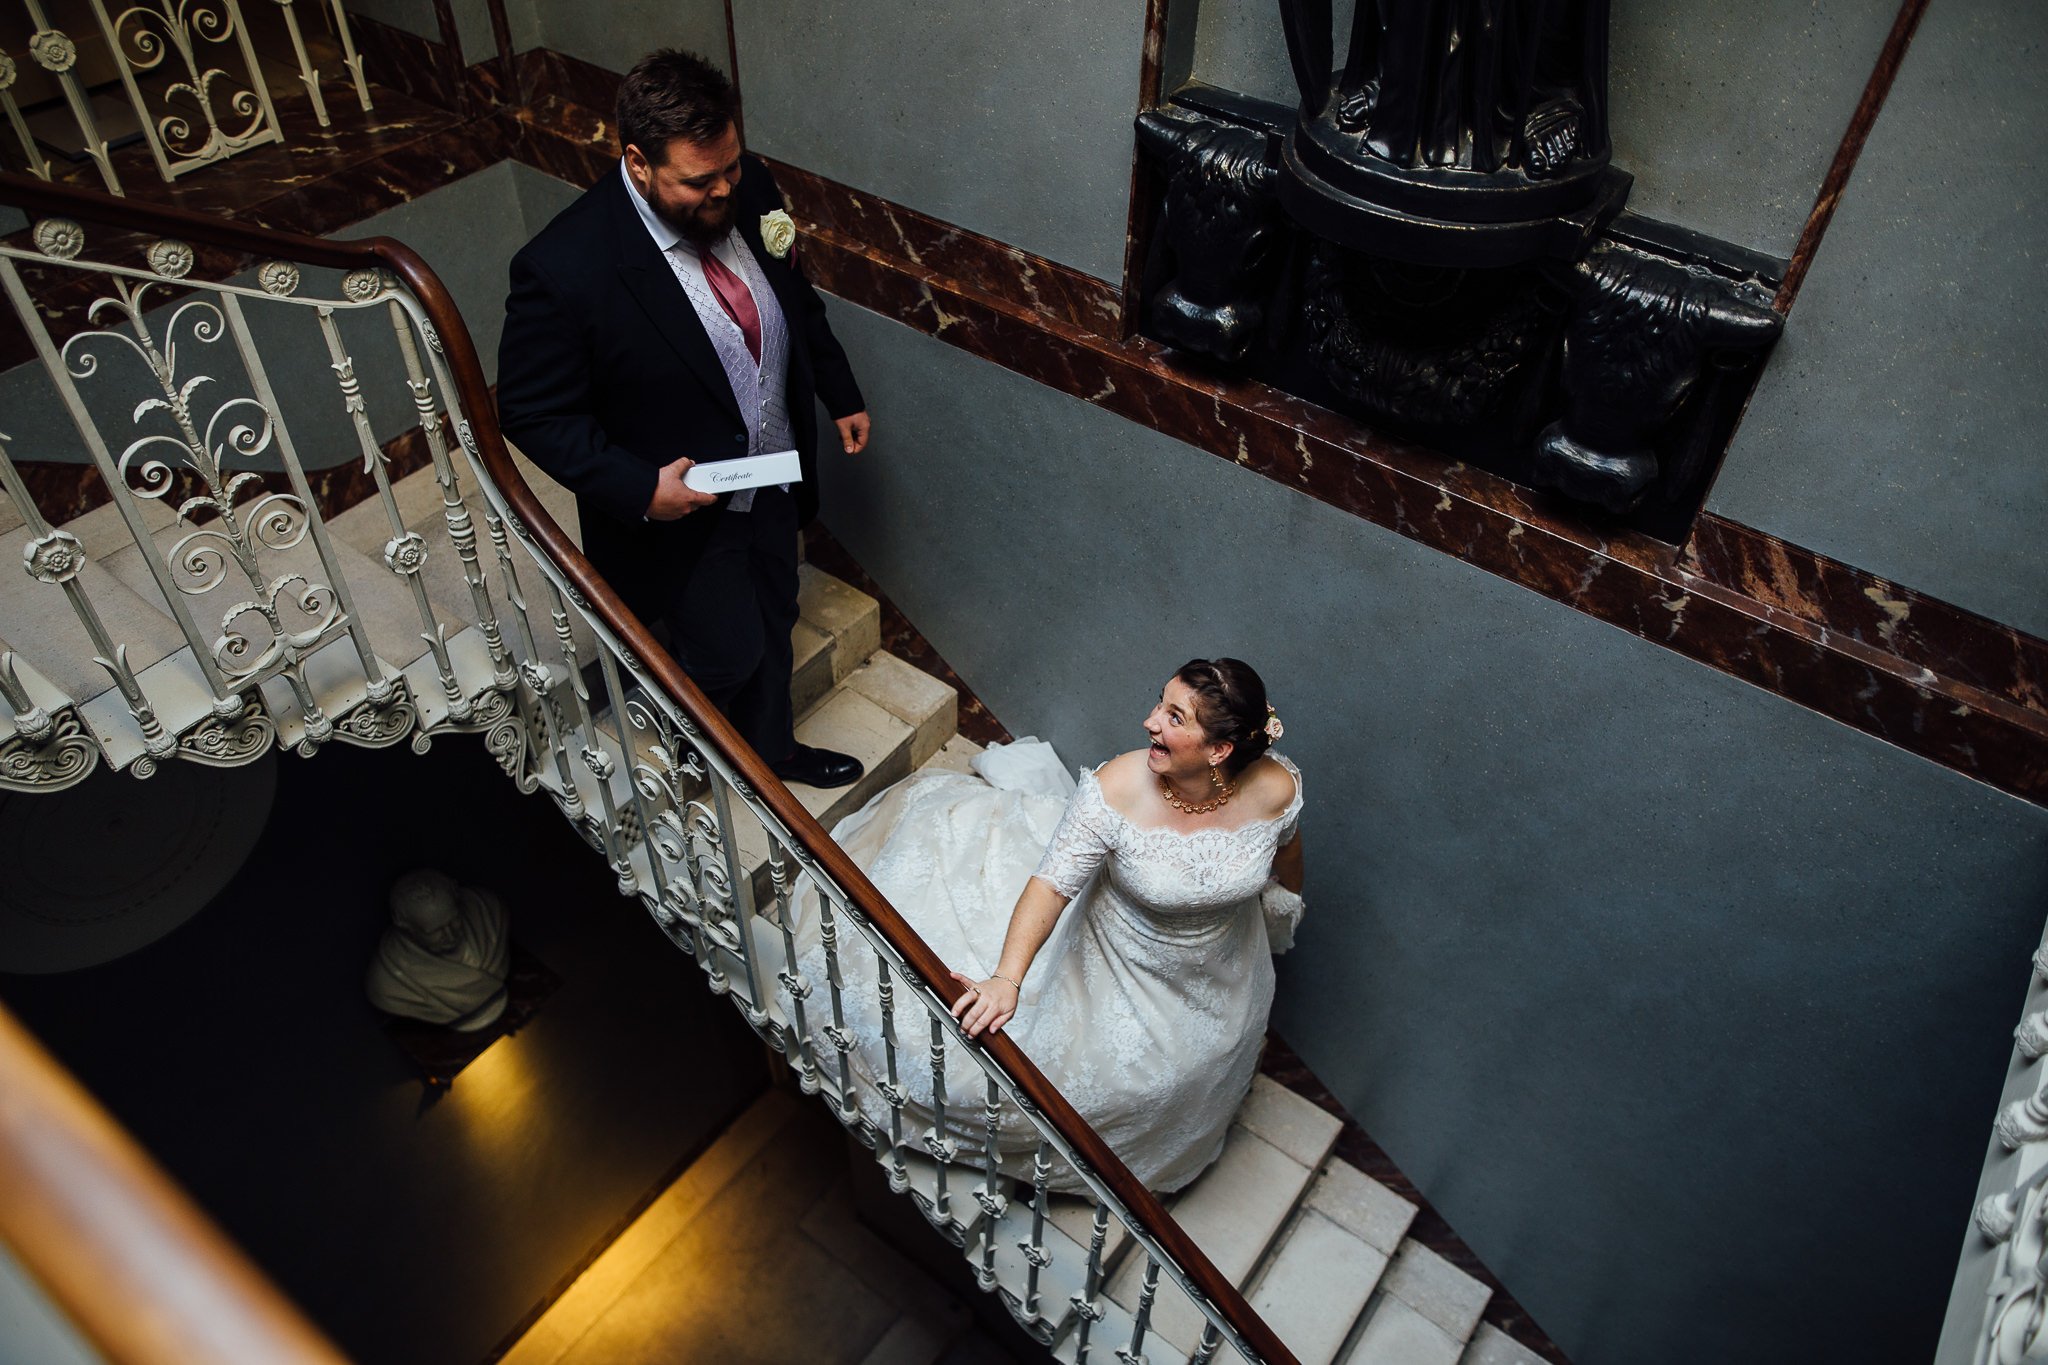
[0,1000,353,1365]
[0,170,1302,1365]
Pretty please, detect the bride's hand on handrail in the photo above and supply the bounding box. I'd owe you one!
[949,970,1019,1039]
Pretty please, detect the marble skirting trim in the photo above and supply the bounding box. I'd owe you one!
[0,91,516,378]
[349,14,465,110]
[757,167,2048,808]
[1257,1034,1569,1363]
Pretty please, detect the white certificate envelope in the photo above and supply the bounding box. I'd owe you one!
[683,449,802,494]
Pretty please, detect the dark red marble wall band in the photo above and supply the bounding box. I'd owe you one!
[1116,0,1173,339]
[739,165,2048,808]
[1775,0,1931,315]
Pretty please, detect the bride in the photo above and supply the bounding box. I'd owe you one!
[786,657,1303,1193]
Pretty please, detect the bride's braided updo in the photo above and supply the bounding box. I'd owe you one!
[1173,658,1272,779]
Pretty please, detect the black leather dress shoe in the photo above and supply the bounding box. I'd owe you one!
[771,744,864,789]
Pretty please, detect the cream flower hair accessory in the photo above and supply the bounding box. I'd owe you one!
[1264,705,1283,742]
[759,209,797,259]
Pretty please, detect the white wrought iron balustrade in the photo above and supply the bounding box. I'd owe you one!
[0,0,371,195]
[0,178,1301,1365]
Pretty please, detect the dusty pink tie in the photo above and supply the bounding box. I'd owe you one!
[698,246,762,365]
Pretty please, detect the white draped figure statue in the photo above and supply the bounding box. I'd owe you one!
[364,869,512,1031]
[788,658,1304,1194]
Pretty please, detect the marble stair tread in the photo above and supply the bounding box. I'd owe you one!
[328,459,449,555]
[1106,1122,1317,1356]
[786,686,917,829]
[920,734,984,776]
[0,554,186,704]
[1242,1206,1391,1365]
[99,509,439,674]
[799,563,881,685]
[843,651,957,771]
[1301,1158,1418,1257]
[1237,1074,1344,1171]
[792,618,836,717]
[0,487,25,540]
[1341,1296,1465,1365]
[1373,1241,1490,1345]
[50,490,181,562]
[502,443,585,548]
[1457,1323,1549,1365]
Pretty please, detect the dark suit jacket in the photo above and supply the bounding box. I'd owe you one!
[496,156,865,622]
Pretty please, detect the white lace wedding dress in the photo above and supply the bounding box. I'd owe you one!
[786,740,1303,1194]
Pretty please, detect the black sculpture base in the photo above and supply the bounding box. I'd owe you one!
[1136,93,1783,542]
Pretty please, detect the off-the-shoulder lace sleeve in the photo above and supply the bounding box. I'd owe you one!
[1271,752,1304,845]
[1030,766,1119,899]
[1261,881,1304,953]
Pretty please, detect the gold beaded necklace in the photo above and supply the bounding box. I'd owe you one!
[1159,767,1235,816]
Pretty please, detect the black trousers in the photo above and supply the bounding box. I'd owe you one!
[661,487,799,765]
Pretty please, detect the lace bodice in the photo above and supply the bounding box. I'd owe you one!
[1033,754,1302,924]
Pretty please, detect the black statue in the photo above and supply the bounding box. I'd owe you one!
[1135,107,1284,364]
[1535,244,1782,511]
[1303,245,1555,430]
[1277,0,1628,264]
[1126,2,1783,538]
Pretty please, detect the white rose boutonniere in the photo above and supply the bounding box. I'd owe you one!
[759,209,797,260]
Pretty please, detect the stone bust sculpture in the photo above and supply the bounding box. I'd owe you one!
[364,869,511,1031]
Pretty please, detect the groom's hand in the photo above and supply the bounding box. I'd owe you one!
[646,457,719,520]
[835,411,871,454]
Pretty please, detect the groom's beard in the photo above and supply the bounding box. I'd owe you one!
[648,188,737,246]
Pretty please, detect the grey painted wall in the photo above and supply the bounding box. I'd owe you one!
[1710,0,2048,640]
[0,161,552,475]
[342,0,439,41]
[813,301,2048,1365]
[528,0,728,79]
[1184,0,1894,260]
[732,0,1150,282]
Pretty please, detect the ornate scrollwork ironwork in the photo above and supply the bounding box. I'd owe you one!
[29,28,77,73]
[31,217,83,260]
[99,0,281,176]
[145,238,194,278]
[257,260,300,296]
[175,694,275,766]
[23,530,85,584]
[332,679,417,750]
[0,709,99,792]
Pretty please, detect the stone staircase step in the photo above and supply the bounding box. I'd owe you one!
[99,506,442,676]
[1107,1121,1319,1357]
[799,562,881,686]
[1458,1323,1550,1365]
[1376,1241,1490,1345]
[787,686,917,829]
[1243,1205,1391,1365]
[1342,1296,1466,1365]
[0,554,186,709]
[791,618,836,717]
[920,734,984,777]
[1238,1074,1344,1171]
[329,459,450,555]
[1340,1239,1493,1365]
[843,651,957,772]
[1302,1159,1419,1258]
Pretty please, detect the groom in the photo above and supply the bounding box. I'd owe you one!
[497,48,872,789]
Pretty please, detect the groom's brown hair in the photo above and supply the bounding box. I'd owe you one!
[617,49,738,163]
